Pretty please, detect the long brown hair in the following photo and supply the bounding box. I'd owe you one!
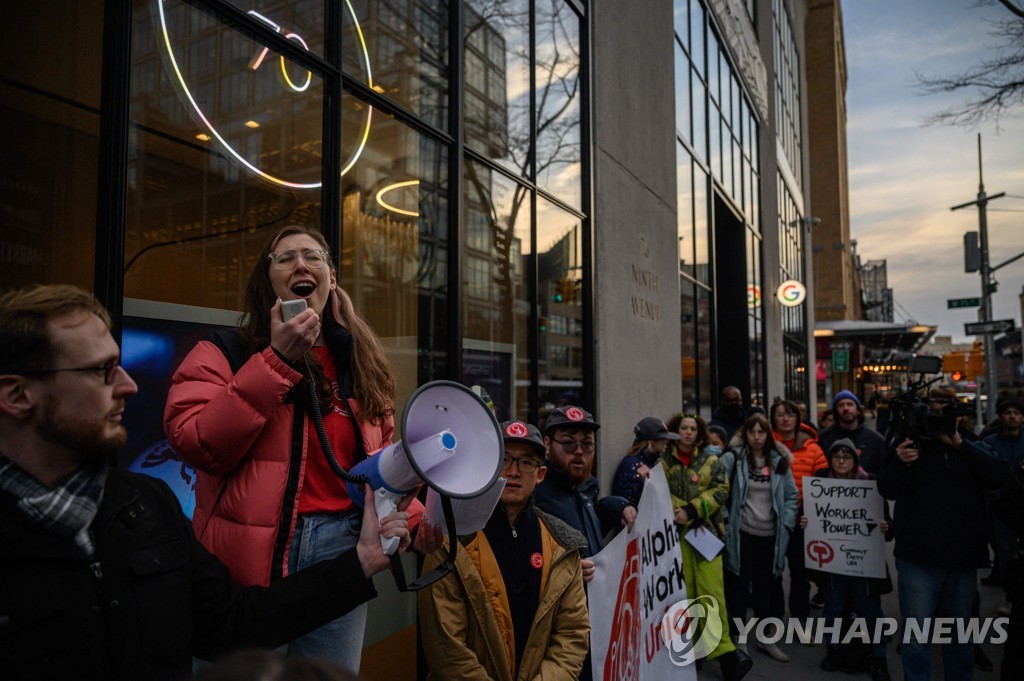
[241,226,395,422]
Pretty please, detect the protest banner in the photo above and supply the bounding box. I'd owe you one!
[802,476,886,578]
[588,464,697,680]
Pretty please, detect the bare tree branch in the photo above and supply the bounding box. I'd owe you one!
[918,0,1024,124]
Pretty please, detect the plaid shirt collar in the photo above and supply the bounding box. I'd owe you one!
[0,455,107,557]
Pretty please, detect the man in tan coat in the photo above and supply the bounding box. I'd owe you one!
[418,420,590,680]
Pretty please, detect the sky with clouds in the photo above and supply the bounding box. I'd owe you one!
[841,0,1024,343]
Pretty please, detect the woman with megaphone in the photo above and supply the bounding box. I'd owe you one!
[165,225,424,672]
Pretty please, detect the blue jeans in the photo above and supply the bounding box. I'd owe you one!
[286,510,367,673]
[821,575,886,658]
[896,557,976,681]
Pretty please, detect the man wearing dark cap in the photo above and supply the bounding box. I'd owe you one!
[534,406,636,575]
[818,390,888,474]
[532,406,635,681]
[419,420,589,680]
[611,417,680,506]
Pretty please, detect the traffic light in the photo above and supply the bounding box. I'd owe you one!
[968,352,984,376]
[942,352,966,374]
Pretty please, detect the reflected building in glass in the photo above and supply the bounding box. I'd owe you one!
[0,0,823,676]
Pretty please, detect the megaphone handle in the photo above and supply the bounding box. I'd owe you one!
[389,493,460,592]
[373,488,401,556]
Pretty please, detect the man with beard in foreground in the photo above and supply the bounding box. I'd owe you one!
[0,284,410,681]
[533,405,635,680]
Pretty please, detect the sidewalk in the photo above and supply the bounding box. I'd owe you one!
[697,416,1008,680]
[695,543,1008,680]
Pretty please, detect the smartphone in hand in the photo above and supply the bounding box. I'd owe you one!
[281,298,308,322]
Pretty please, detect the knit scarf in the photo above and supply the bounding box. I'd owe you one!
[0,455,107,556]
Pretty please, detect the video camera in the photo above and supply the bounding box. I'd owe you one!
[884,355,975,447]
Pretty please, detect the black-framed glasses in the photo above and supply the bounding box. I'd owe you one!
[502,456,541,473]
[555,439,596,454]
[21,359,121,385]
[267,248,328,270]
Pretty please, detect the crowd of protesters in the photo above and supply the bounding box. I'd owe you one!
[4,271,1024,681]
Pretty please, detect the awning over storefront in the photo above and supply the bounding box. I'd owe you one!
[813,320,937,353]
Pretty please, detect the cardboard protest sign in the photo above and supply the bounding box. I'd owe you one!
[589,464,697,680]
[802,476,886,578]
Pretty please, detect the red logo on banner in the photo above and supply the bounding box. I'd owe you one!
[604,539,641,681]
[806,540,835,568]
[530,552,544,569]
[566,407,586,421]
[505,421,529,438]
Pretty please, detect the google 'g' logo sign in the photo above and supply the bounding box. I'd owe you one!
[776,280,807,307]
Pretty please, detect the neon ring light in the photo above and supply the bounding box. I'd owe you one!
[157,0,373,188]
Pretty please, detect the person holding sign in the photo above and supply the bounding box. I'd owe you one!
[720,414,799,663]
[799,438,892,681]
[663,413,752,681]
[611,416,680,506]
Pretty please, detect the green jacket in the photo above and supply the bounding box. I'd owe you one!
[661,446,729,540]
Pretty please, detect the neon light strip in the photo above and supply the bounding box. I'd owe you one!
[280,33,312,92]
[375,180,420,216]
[340,0,373,176]
[158,0,373,188]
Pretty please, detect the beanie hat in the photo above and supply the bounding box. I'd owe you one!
[832,390,861,409]
[827,438,860,467]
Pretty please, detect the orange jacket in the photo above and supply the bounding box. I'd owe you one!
[775,423,826,507]
[164,339,398,587]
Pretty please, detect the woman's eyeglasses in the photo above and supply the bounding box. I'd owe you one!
[268,248,328,270]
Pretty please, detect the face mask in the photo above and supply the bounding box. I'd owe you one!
[705,444,722,456]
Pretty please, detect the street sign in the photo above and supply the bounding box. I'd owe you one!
[833,348,850,372]
[947,297,981,309]
[964,319,1015,335]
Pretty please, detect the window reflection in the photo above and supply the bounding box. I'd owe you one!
[537,196,582,410]
[462,160,531,422]
[339,98,448,399]
[344,0,449,131]
[126,0,324,310]
[464,0,529,175]
[535,0,581,209]
[0,1,102,290]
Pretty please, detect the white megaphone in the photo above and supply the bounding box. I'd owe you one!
[345,380,504,589]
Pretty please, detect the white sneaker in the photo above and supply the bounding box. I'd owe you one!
[757,642,790,663]
[998,600,1011,616]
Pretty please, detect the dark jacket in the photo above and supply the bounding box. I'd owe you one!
[878,437,1009,570]
[611,448,661,507]
[984,430,1024,470]
[0,467,376,681]
[533,466,630,559]
[817,425,889,475]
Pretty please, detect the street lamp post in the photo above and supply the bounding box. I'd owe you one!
[951,134,1003,423]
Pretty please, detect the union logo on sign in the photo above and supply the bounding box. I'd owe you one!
[566,407,586,421]
[807,540,835,568]
[506,421,529,437]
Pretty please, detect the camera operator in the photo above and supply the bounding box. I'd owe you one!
[878,385,1009,681]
